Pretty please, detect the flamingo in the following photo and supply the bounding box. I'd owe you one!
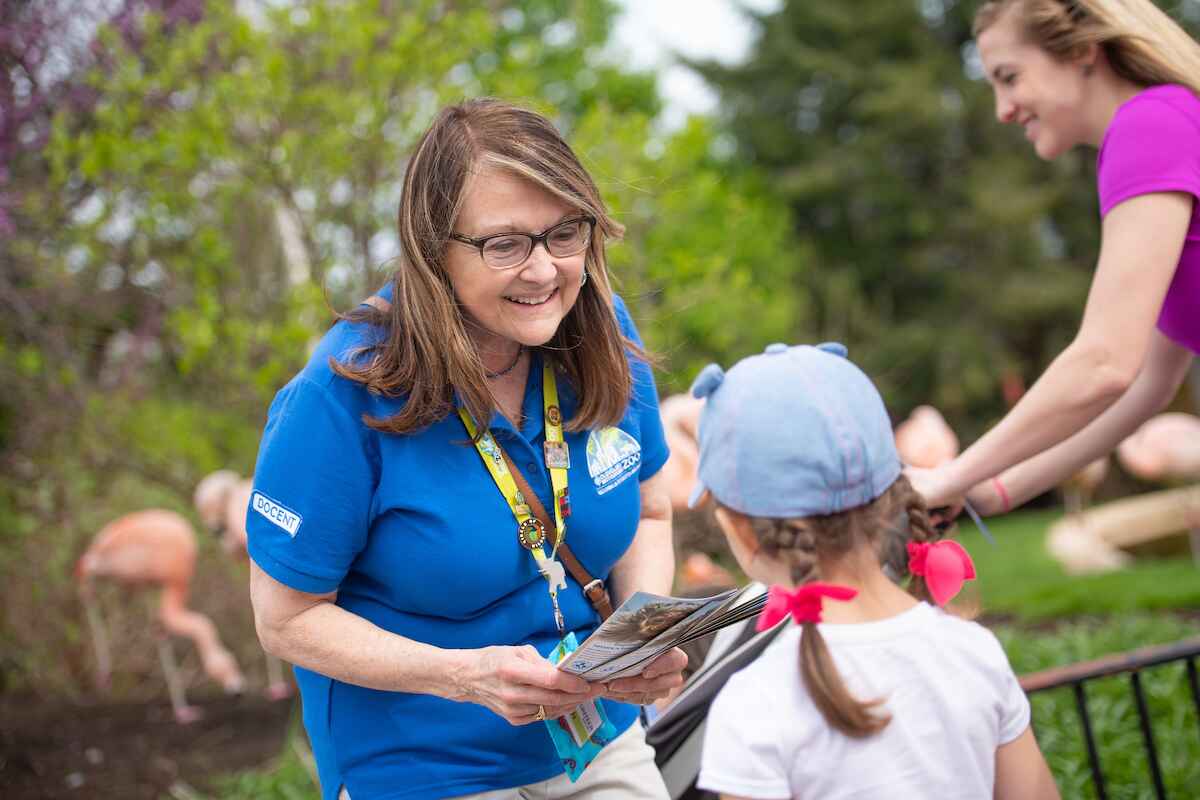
[1117,412,1200,561]
[894,405,959,469]
[1117,412,1200,482]
[676,552,737,592]
[75,510,246,723]
[659,394,705,512]
[193,469,241,543]
[195,470,294,700]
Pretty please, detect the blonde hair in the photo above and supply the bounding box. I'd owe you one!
[974,0,1200,97]
[335,98,644,435]
[734,474,944,738]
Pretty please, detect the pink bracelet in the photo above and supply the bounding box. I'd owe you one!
[991,477,1011,514]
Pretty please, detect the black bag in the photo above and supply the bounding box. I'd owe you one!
[646,584,787,800]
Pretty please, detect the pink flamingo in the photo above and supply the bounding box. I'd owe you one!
[676,552,736,591]
[75,510,246,723]
[1117,412,1200,561]
[195,470,294,700]
[1117,412,1200,482]
[194,469,242,552]
[894,405,959,469]
[659,394,705,511]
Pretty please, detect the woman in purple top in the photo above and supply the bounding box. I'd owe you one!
[911,0,1200,515]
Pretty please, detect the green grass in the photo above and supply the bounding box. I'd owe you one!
[193,723,319,800]
[997,614,1200,800]
[959,510,1200,620]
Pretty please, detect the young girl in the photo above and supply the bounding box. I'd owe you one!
[913,0,1200,516]
[688,342,1059,800]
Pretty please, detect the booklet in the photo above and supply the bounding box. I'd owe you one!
[557,584,767,681]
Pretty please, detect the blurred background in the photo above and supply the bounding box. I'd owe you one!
[2,1,1199,797]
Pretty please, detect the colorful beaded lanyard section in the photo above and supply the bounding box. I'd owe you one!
[458,362,572,634]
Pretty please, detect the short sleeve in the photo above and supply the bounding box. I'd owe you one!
[996,660,1031,745]
[697,677,793,799]
[979,629,1031,745]
[246,376,378,594]
[1098,95,1200,217]
[612,294,669,480]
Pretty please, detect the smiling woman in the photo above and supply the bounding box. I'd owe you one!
[907,1,1200,526]
[242,99,684,800]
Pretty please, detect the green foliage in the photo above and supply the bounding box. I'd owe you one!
[208,727,319,800]
[573,110,808,390]
[997,615,1200,799]
[693,0,1178,433]
[3,0,809,695]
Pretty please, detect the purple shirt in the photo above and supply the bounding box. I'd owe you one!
[1097,84,1200,354]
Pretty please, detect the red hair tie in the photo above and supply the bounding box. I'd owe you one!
[907,540,976,606]
[756,582,858,631]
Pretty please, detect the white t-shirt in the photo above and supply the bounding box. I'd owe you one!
[698,602,1029,800]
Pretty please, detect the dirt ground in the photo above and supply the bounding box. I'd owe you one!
[0,692,296,799]
[0,510,729,799]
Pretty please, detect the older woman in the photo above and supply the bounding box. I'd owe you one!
[246,99,684,800]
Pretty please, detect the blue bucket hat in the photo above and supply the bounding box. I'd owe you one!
[688,342,901,518]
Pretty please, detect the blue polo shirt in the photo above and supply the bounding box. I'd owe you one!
[246,292,668,800]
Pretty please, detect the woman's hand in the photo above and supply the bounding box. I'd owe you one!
[455,645,598,726]
[904,465,964,529]
[596,647,688,706]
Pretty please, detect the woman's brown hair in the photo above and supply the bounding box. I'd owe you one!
[974,0,1200,98]
[334,98,643,435]
[737,474,944,738]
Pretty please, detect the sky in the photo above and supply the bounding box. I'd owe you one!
[609,0,782,130]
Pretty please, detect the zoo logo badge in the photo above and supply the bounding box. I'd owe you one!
[585,427,641,495]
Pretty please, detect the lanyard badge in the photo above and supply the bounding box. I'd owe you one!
[459,363,614,777]
[545,632,619,782]
[458,363,572,634]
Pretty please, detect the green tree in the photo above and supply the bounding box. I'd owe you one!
[689,0,1200,432]
[2,0,810,693]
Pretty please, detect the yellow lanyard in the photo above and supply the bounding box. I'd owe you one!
[459,362,571,633]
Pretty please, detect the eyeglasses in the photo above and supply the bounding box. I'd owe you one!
[450,216,595,270]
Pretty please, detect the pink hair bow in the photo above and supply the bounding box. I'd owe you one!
[907,540,976,606]
[756,582,858,631]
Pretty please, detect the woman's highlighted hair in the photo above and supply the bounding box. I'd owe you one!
[975,0,1200,98]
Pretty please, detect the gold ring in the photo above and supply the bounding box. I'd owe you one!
[534,704,546,721]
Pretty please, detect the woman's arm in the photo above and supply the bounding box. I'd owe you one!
[598,470,687,701]
[969,331,1193,514]
[913,192,1193,506]
[607,470,675,603]
[249,562,596,724]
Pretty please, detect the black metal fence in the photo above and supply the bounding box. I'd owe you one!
[1019,636,1200,800]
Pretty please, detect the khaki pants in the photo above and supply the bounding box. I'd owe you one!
[338,723,668,800]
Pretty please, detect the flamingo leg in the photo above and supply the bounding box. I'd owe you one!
[264,653,293,701]
[157,636,202,724]
[1065,488,1083,518]
[82,597,113,690]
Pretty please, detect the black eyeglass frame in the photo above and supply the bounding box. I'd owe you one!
[449,216,596,270]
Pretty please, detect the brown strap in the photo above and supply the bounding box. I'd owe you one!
[362,293,613,620]
[497,448,613,621]
[363,295,391,312]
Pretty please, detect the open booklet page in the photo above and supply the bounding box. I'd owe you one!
[557,584,767,681]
